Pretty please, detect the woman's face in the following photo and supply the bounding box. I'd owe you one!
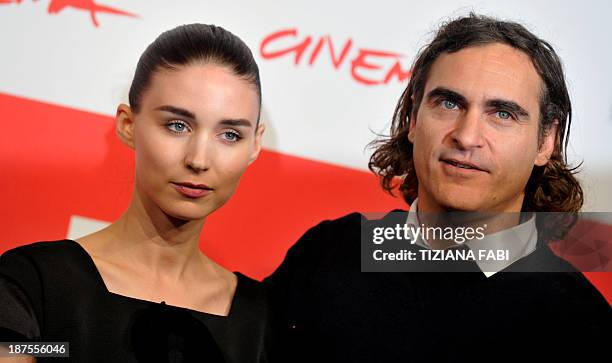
[119,64,263,221]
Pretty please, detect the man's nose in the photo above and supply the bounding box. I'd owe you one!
[450,108,485,150]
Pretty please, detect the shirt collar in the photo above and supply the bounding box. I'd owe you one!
[405,198,538,277]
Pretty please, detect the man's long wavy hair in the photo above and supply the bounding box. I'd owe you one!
[368,13,583,213]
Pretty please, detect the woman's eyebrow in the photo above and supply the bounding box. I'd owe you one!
[154,105,196,119]
[154,105,253,127]
[220,119,253,128]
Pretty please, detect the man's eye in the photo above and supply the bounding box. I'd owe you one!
[496,111,512,120]
[442,100,458,110]
[167,121,189,133]
[222,131,242,142]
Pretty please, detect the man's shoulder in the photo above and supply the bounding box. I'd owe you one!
[288,212,362,255]
[547,269,611,308]
[321,209,408,229]
[299,209,408,244]
[277,210,407,268]
[311,211,363,236]
[505,245,611,313]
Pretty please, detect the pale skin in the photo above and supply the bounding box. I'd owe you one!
[0,355,34,363]
[4,63,265,363]
[407,43,558,248]
[77,65,263,314]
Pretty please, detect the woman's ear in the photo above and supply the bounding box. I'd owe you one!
[115,104,136,149]
[248,123,266,165]
[534,120,559,166]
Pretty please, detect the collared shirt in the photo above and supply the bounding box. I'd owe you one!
[405,198,538,277]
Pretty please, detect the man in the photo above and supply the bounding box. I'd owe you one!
[266,13,611,362]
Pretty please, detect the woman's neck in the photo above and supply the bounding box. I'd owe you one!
[98,191,209,281]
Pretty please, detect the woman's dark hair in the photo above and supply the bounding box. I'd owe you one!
[128,23,261,122]
[368,13,583,213]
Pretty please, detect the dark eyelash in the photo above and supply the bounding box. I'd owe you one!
[495,109,517,120]
[166,120,190,134]
[224,130,243,141]
[436,97,461,108]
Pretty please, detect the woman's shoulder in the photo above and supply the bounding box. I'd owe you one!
[2,240,66,270]
[0,240,95,336]
[1,239,101,296]
[2,239,82,260]
[1,240,88,277]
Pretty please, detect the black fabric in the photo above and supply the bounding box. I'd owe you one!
[0,275,40,340]
[266,211,612,363]
[0,240,274,363]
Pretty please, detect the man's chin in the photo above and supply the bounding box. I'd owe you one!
[434,194,490,212]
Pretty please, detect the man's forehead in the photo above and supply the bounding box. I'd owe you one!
[423,43,542,108]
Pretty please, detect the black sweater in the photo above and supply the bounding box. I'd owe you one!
[265,211,611,363]
[0,240,274,363]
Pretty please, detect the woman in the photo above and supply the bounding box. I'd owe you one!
[0,24,271,362]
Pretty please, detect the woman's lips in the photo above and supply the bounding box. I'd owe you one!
[172,182,212,198]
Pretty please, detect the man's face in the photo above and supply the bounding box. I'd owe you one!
[409,43,556,212]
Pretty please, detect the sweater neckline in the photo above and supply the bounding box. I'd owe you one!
[63,239,243,319]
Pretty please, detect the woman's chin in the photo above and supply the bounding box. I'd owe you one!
[161,204,218,223]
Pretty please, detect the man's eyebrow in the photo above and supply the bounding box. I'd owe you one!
[154,105,196,119]
[426,88,531,119]
[219,119,253,128]
[425,87,467,105]
[486,99,530,118]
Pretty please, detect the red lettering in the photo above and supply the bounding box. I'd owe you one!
[308,37,325,65]
[384,61,412,84]
[327,36,352,69]
[260,28,312,65]
[1,0,137,28]
[259,28,409,86]
[351,49,402,85]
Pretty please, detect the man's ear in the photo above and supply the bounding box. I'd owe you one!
[115,104,136,149]
[408,95,417,143]
[248,123,266,165]
[408,115,417,143]
[534,120,559,166]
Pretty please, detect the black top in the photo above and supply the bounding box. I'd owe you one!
[0,240,274,363]
[266,211,612,363]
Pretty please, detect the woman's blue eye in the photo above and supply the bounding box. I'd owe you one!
[222,131,241,142]
[443,100,458,110]
[497,111,512,120]
[167,121,188,133]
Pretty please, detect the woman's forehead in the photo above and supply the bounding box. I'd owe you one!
[141,64,260,121]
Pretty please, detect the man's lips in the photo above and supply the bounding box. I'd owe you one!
[440,158,488,172]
